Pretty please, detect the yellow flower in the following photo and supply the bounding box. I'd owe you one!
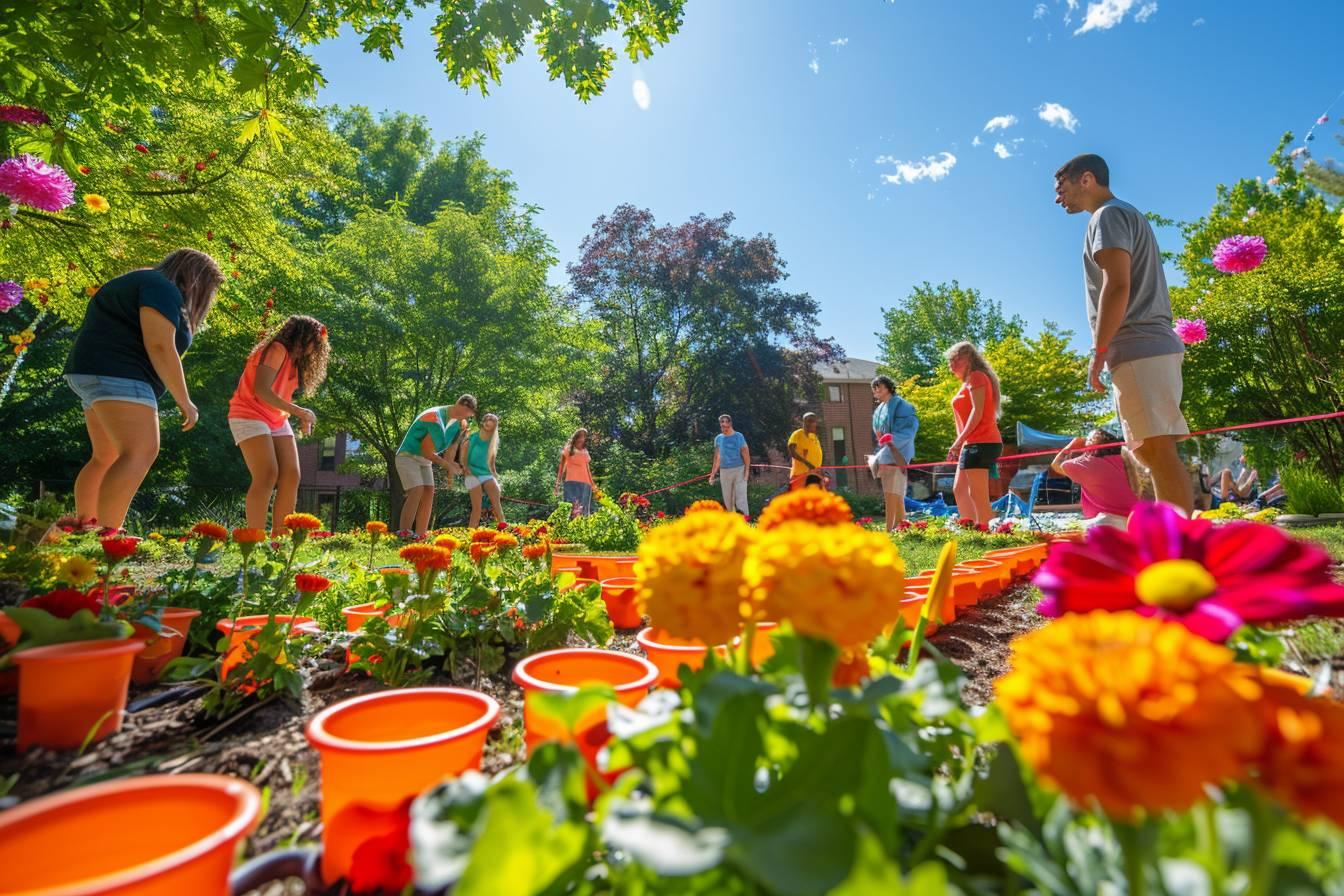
[148,532,163,541]
[23,278,49,292]
[83,193,110,214]
[57,555,98,586]
[684,499,725,516]
[635,510,758,645]
[756,489,853,531]
[433,534,460,552]
[995,611,1264,819]
[742,522,905,647]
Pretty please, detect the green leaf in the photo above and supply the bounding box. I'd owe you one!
[528,684,616,740]
[601,800,729,875]
[728,806,855,896]
[0,608,133,667]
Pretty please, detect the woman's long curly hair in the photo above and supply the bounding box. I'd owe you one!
[252,314,329,396]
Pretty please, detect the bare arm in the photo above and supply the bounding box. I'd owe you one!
[556,452,567,493]
[1090,247,1132,392]
[140,307,197,430]
[1050,437,1085,477]
[420,434,456,470]
[709,446,720,482]
[252,346,315,435]
[788,444,816,469]
[741,444,751,480]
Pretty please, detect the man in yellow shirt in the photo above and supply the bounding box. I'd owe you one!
[787,413,824,488]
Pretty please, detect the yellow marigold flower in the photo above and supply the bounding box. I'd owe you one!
[742,522,905,647]
[493,533,519,550]
[635,510,758,645]
[366,521,389,536]
[1252,672,1344,828]
[433,534,460,552]
[684,499,725,516]
[83,193,110,213]
[470,529,497,543]
[24,278,49,292]
[756,489,853,531]
[57,555,98,586]
[995,611,1265,819]
[283,512,323,531]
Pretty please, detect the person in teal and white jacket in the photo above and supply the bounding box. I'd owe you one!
[869,374,919,532]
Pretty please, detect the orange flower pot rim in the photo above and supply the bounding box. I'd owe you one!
[306,687,500,756]
[636,626,710,655]
[10,637,143,665]
[216,615,321,635]
[0,774,260,896]
[513,647,658,694]
[599,576,638,587]
[340,602,390,616]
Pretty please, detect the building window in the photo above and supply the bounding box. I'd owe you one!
[827,385,842,403]
[319,436,337,472]
[831,427,847,490]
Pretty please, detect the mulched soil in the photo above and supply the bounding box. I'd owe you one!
[929,583,1045,705]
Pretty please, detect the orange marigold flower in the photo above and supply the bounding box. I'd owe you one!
[635,510,757,645]
[995,611,1265,819]
[398,544,452,572]
[756,489,854,531]
[514,526,532,540]
[742,522,904,647]
[365,521,389,536]
[469,543,495,564]
[493,533,519,550]
[295,573,332,594]
[470,529,497,543]
[232,527,267,544]
[1252,672,1344,828]
[284,512,323,531]
[684,499,725,516]
[831,645,871,688]
[190,520,229,542]
[433,535,461,552]
[522,543,548,561]
[100,536,141,561]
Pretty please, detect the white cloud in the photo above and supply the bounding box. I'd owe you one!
[1033,3,1048,19]
[876,151,958,185]
[1064,0,1079,25]
[829,37,849,48]
[1073,0,1136,34]
[993,138,1025,159]
[1037,101,1079,132]
[972,135,983,147]
[1192,16,1205,26]
[983,114,1018,132]
[1135,2,1158,22]
[632,79,651,110]
[807,45,819,74]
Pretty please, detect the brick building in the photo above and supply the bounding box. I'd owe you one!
[808,358,884,496]
[296,433,363,524]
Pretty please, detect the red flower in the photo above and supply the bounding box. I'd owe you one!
[1034,502,1344,642]
[957,518,975,528]
[101,536,141,560]
[656,511,666,519]
[78,165,91,175]
[195,161,206,171]
[190,520,229,542]
[496,521,508,530]
[295,573,332,594]
[860,516,875,526]
[22,588,101,619]
[336,798,414,894]
[977,523,990,532]
[914,520,928,530]
[133,143,148,153]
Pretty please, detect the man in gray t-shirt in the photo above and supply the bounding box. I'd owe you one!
[1055,153,1193,515]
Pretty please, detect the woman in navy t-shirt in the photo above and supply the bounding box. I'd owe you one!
[63,248,223,530]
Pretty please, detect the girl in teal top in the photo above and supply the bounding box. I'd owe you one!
[459,412,505,528]
[394,394,476,537]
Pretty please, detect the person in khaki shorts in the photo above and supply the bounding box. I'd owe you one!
[1054,153,1193,515]
[395,395,476,537]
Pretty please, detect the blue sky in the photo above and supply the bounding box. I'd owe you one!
[311,0,1343,361]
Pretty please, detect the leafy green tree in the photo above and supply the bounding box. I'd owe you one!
[876,281,1024,383]
[568,204,838,456]
[1171,135,1344,477]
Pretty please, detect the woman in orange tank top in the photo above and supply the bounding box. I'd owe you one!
[944,341,1003,526]
[554,428,595,516]
[227,315,329,535]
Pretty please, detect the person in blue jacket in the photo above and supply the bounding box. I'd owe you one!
[869,374,920,532]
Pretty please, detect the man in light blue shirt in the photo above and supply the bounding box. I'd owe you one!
[709,414,751,515]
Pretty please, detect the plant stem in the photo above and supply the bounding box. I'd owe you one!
[1245,796,1279,896]
[1197,802,1226,896]
[1116,821,1147,896]
[738,622,757,675]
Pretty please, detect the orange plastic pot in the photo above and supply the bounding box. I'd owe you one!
[737,622,779,666]
[132,607,201,685]
[512,648,658,754]
[553,553,598,579]
[0,610,19,647]
[564,577,599,593]
[215,615,320,693]
[635,627,710,687]
[14,638,145,752]
[982,547,1034,578]
[599,577,643,629]
[0,773,260,896]
[306,687,499,886]
[340,602,390,633]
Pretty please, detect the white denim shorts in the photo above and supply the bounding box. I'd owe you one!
[464,474,496,491]
[228,417,294,445]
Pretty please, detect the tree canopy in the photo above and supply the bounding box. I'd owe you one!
[876,280,1024,383]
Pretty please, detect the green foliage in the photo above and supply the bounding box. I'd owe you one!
[0,608,132,666]
[876,280,1025,382]
[1170,134,1344,477]
[1280,463,1344,516]
[549,492,642,552]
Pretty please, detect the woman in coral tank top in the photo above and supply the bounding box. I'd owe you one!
[945,341,1003,526]
[228,315,329,535]
[554,427,595,516]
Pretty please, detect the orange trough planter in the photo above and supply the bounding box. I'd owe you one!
[15,638,145,751]
[958,558,1012,591]
[636,627,711,687]
[132,607,202,685]
[552,554,637,582]
[0,773,260,895]
[599,577,643,629]
[215,615,320,693]
[305,687,499,887]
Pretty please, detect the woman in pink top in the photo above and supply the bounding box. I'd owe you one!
[228,315,329,535]
[1050,428,1139,528]
[554,428,595,516]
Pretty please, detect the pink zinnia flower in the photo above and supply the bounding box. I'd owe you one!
[0,105,50,127]
[0,154,75,212]
[0,281,21,313]
[1173,317,1207,345]
[1212,234,1268,274]
[1034,502,1344,642]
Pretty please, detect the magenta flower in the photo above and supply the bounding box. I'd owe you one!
[0,154,75,212]
[1212,235,1268,274]
[1034,502,1344,642]
[0,105,49,127]
[1173,317,1207,345]
[0,281,21,312]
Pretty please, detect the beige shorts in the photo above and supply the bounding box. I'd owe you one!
[395,453,435,489]
[878,465,908,496]
[1110,353,1189,447]
[228,417,293,445]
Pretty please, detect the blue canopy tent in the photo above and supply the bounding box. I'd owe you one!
[991,422,1081,526]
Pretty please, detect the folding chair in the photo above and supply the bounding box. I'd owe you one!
[993,470,1046,530]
